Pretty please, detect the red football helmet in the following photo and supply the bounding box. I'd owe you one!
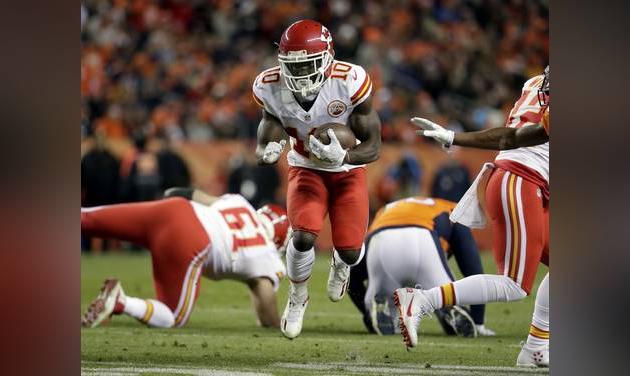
[278,19,335,96]
[256,204,292,255]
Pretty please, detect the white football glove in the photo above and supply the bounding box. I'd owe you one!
[411,117,455,147]
[475,324,496,337]
[262,139,286,164]
[308,129,347,167]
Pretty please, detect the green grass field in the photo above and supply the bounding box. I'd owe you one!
[81,251,549,375]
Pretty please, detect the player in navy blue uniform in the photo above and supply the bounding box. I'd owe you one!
[348,197,495,337]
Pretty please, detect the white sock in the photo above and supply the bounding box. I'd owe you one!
[123,297,175,328]
[526,273,549,348]
[286,240,314,298]
[333,244,365,267]
[425,274,528,309]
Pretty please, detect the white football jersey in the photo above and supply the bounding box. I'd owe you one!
[252,60,373,172]
[495,75,549,182]
[190,194,286,291]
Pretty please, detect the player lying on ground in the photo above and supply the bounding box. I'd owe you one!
[81,188,290,329]
[253,19,382,339]
[395,66,550,367]
[347,196,495,338]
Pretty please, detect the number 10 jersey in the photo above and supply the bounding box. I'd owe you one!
[252,60,373,172]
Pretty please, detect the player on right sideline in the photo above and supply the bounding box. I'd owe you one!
[397,66,550,368]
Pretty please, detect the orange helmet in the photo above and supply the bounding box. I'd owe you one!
[256,204,291,255]
[278,19,335,96]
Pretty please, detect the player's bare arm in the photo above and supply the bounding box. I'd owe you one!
[411,117,548,151]
[345,95,382,164]
[255,110,288,165]
[453,124,548,150]
[246,277,280,328]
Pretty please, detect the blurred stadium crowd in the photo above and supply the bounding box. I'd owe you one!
[81,0,548,251]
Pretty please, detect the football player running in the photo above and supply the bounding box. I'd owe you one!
[81,188,289,329]
[396,67,550,367]
[253,20,382,339]
[347,196,495,338]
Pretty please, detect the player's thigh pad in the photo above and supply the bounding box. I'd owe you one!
[365,231,403,310]
[414,228,455,288]
[148,198,211,327]
[327,167,369,250]
[287,166,329,235]
[485,169,546,294]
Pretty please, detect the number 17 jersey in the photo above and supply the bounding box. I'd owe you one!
[252,60,373,172]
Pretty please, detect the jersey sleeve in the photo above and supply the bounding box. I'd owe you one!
[505,75,545,129]
[347,64,373,107]
[236,249,286,292]
[252,68,281,117]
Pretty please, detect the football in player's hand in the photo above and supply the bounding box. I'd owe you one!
[313,123,356,150]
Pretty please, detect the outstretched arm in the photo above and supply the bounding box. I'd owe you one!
[345,96,382,164]
[246,277,280,328]
[256,110,288,165]
[453,124,549,150]
[412,117,548,151]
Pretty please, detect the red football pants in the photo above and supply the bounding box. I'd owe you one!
[485,168,549,294]
[287,166,369,251]
[81,198,210,327]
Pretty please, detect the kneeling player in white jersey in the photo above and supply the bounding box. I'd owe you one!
[397,67,550,367]
[252,20,382,339]
[81,188,289,329]
[348,196,495,338]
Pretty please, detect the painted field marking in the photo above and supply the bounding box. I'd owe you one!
[81,360,548,376]
[271,361,549,375]
[81,363,271,376]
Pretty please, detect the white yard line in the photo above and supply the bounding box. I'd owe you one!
[81,360,547,376]
[81,363,271,376]
[271,362,549,375]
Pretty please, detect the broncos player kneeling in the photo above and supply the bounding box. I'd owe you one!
[347,196,496,338]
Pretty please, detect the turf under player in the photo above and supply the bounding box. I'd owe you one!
[253,20,382,339]
[347,196,495,338]
[81,188,290,329]
[395,66,550,367]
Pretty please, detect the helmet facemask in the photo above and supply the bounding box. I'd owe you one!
[256,206,291,258]
[278,49,333,97]
[538,65,550,107]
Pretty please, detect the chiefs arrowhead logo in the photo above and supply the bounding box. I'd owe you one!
[327,100,347,117]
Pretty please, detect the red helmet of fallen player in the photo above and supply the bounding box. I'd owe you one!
[277,19,335,96]
[257,204,292,255]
